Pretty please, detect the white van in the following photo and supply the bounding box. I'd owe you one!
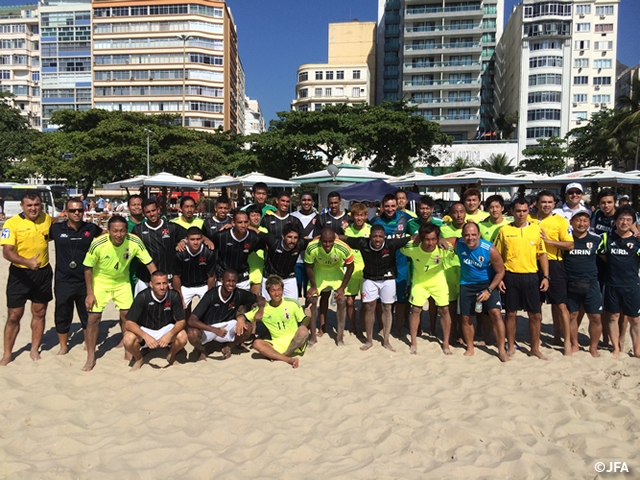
[0,183,69,218]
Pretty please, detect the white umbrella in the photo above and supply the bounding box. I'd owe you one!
[506,171,547,183]
[203,174,235,187]
[389,171,435,187]
[534,167,640,186]
[142,172,205,188]
[290,164,391,184]
[206,172,300,188]
[103,174,148,190]
[414,168,527,187]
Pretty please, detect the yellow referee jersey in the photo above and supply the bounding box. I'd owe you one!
[528,213,572,261]
[0,212,52,268]
[494,223,546,273]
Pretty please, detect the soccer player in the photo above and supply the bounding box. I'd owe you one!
[530,190,574,356]
[463,188,489,223]
[245,275,310,368]
[395,189,417,218]
[454,222,508,361]
[203,196,232,239]
[345,224,412,351]
[50,198,102,355]
[494,197,549,360]
[246,205,268,296]
[171,196,204,230]
[83,216,157,371]
[0,191,53,366]
[305,227,354,346]
[440,202,465,344]
[187,270,259,360]
[211,210,264,291]
[479,195,509,243]
[241,181,276,218]
[597,205,640,359]
[314,191,352,235]
[172,227,217,316]
[123,270,187,370]
[132,198,185,295]
[292,193,317,297]
[565,211,603,357]
[126,194,144,232]
[553,183,589,222]
[401,223,454,355]
[260,191,303,237]
[591,189,616,235]
[408,195,443,235]
[343,202,371,337]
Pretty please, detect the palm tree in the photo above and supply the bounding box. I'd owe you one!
[480,153,515,174]
[615,75,640,169]
[451,156,476,171]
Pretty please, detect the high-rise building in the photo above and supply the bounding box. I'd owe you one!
[495,0,619,163]
[292,21,376,112]
[616,61,639,104]
[377,0,503,141]
[91,0,241,132]
[0,4,41,129]
[244,96,265,135]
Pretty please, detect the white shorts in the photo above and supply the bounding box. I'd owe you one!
[361,279,396,304]
[217,279,250,291]
[140,324,175,342]
[182,284,208,307]
[134,279,149,297]
[262,276,298,301]
[201,320,237,345]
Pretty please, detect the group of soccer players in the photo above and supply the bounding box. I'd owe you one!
[1,180,639,371]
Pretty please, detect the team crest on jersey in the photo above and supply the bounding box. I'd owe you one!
[162,228,170,238]
[284,308,290,320]
[382,249,389,257]
[478,256,485,264]
[627,243,635,250]
[199,256,206,265]
[123,247,130,260]
[228,302,235,309]
[398,224,404,232]
[333,253,338,261]
[84,231,90,237]
[243,242,250,253]
[586,242,593,249]
[164,300,171,310]
[433,255,441,264]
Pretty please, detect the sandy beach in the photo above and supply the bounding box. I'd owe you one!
[0,246,638,479]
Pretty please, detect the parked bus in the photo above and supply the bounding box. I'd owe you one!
[0,183,69,218]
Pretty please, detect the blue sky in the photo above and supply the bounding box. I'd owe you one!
[1,0,638,124]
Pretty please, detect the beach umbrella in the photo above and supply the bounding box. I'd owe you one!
[414,168,526,187]
[533,167,640,187]
[102,174,148,190]
[203,174,236,187]
[205,172,299,188]
[389,171,436,187]
[142,172,205,188]
[290,163,392,184]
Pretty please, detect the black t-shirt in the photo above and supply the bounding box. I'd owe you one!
[211,229,264,282]
[346,237,411,281]
[50,221,103,282]
[260,213,303,238]
[132,220,186,282]
[192,286,256,326]
[203,216,232,240]
[261,232,307,279]
[126,288,185,330]
[172,244,217,287]
[597,232,640,287]
[564,232,601,280]
[313,212,352,236]
[591,210,615,235]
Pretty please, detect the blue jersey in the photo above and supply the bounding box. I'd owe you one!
[370,211,412,276]
[457,238,494,285]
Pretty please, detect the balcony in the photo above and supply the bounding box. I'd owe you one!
[403,79,481,91]
[406,5,483,20]
[404,24,483,38]
[404,42,482,56]
[404,60,482,74]
[433,114,480,124]
[409,96,481,107]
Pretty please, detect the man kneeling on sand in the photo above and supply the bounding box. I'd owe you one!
[245,275,310,368]
[123,270,187,370]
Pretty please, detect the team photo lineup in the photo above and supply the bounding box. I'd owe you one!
[2,180,639,371]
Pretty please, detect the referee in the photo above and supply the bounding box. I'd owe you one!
[1,191,52,366]
[50,197,102,355]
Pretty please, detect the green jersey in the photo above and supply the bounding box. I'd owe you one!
[479,218,510,243]
[245,298,305,338]
[171,216,204,230]
[401,244,453,286]
[407,217,443,235]
[344,223,371,271]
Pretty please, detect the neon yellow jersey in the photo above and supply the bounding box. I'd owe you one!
[479,218,510,243]
[248,226,267,283]
[439,223,462,268]
[401,244,453,285]
[304,238,354,270]
[399,208,417,218]
[344,223,371,272]
[465,210,490,223]
[170,216,204,230]
[83,233,153,288]
[245,298,305,339]
[0,212,52,268]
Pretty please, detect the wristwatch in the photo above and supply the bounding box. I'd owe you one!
[486,287,493,294]
[543,275,551,281]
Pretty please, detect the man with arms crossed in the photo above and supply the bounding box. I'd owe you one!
[83,216,157,371]
[50,198,102,354]
[564,211,603,357]
[494,197,550,360]
[305,227,354,346]
[0,191,53,365]
[245,275,311,368]
[124,270,187,370]
[401,223,454,355]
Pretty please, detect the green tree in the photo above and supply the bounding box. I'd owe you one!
[521,137,567,175]
[615,76,640,170]
[451,156,476,171]
[495,112,518,140]
[0,93,40,180]
[480,153,515,174]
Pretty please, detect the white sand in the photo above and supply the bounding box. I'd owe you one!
[0,248,639,478]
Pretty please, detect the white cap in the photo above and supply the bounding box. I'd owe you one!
[566,182,583,193]
[571,209,591,219]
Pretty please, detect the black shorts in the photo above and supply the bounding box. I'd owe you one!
[539,260,567,305]
[566,279,602,315]
[603,285,640,317]
[54,281,89,333]
[504,272,541,314]
[6,264,53,309]
[459,282,502,316]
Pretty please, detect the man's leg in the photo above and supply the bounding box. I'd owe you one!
[29,302,47,361]
[607,312,621,358]
[505,311,517,357]
[1,306,25,366]
[552,303,572,356]
[120,309,131,361]
[569,311,580,355]
[586,313,602,358]
[527,312,547,360]
[346,295,359,336]
[428,298,437,336]
[167,330,188,365]
[487,308,509,362]
[461,314,475,356]
[360,301,375,351]
[283,326,310,357]
[55,286,74,355]
[628,317,640,358]
[619,316,629,354]
[83,312,102,371]
[123,331,144,370]
[336,296,347,346]
[409,305,421,354]
[253,338,300,368]
[187,328,207,361]
[394,302,408,337]
[308,295,320,346]
[380,303,395,351]
[318,290,330,336]
[438,306,452,355]
[449,300,461,345]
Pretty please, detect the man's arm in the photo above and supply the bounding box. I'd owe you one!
[172,274,185,305]
[145,261,158,274]
[84,267,97,311]
[187,313,228,337]
[479,246,505,302]
[336,262,354,300]
[538,252,550,292]
[124,319,160,349]
[540,228,574,251]
[158,319,186,348]
[2,245,41,270]
[305,263,318,299]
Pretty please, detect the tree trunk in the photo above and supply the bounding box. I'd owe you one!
[82,178,94,199]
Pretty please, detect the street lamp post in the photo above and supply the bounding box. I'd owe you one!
[176,34,192,127]
[144,128,151,197]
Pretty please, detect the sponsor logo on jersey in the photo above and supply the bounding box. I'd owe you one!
[1,228,10,239]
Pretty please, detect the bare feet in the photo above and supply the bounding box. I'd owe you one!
[307,337,317,347]
[130,358,144,371]
[382,342,396,352]
[498,352,511,362]
[442,345,453,355]
[336,339,345,346]
[360,342,373,351]
[167,352,177,365]
[589,348,600,358]
[473,340,486,347]
[572,343,580,354]
[196,352,207,362]
[530,349,548,360]
[410,345,417,355]
[0,354,12,366]
[221,346,232,359]
[464,348,474,357]
[57,347,68,356]
[81,359,96,371]
[124,352,132,361]
[30,350,41,361]
[507,347,516,357]
[288,357,299,368]
[612,349,620,359]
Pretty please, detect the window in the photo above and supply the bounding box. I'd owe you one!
[0,70,9,80]
[12,85,28,95]
[595,24,613,33]
[574,58,589,68]
[325,71,333,80]
[335,87,344,96]
[594,41,613,51]
[353,70,361,79]
[527,109,561,121]
[298,72,308,82]
[576,23,590,32]
[315,71,322,80]
[573,94,587,103]
[571,111,587,121]
[574,40,590,50]
[352,87,361,98]
[314,88,322,97]
[593,94,611,103]
[336,70,344,80]
[298,88,308,99]
[529,56,563,68]
[593,76,611,85]
[573,76,589,85]
[524,2,572,18]
[526,127,561,138]
[528,91,562,104]
[31,72,40,82]
[528,73,563,86]
[325,88,332,97]
[596,6,614,15]
[576,5,591,15]
[314,104,322,111]
[593,59,612,69]
[531,40,562,50]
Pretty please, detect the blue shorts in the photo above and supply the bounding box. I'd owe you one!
[603,284,640,317]
[396,263,409,303]
[566,279,602,315]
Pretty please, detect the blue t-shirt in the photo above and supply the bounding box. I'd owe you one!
[457,238,495,285]
[370,211,412,276]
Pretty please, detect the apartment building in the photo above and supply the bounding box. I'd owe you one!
[244,96,265,135]
[495,0,619,163]
[291,21,376,112]
[377,0,503,141]
[91,0,241,132]
[0,4,41,129]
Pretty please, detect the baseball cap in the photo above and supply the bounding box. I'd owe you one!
[619,194,630,200]
[566,182,583,193]
[571,209,591,220]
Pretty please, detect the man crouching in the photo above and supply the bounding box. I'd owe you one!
[123,270,188,370]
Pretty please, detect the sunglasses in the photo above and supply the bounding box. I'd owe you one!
[567,191,582,196]
[67,208,84,213]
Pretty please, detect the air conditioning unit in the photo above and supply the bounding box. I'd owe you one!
[573,102,578,107]
[580,50,584,55]
[600,15,606,19]
[595,85,600,90]
[579,14,585,18]
[576,120,582,125]
[594,103,600,107]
